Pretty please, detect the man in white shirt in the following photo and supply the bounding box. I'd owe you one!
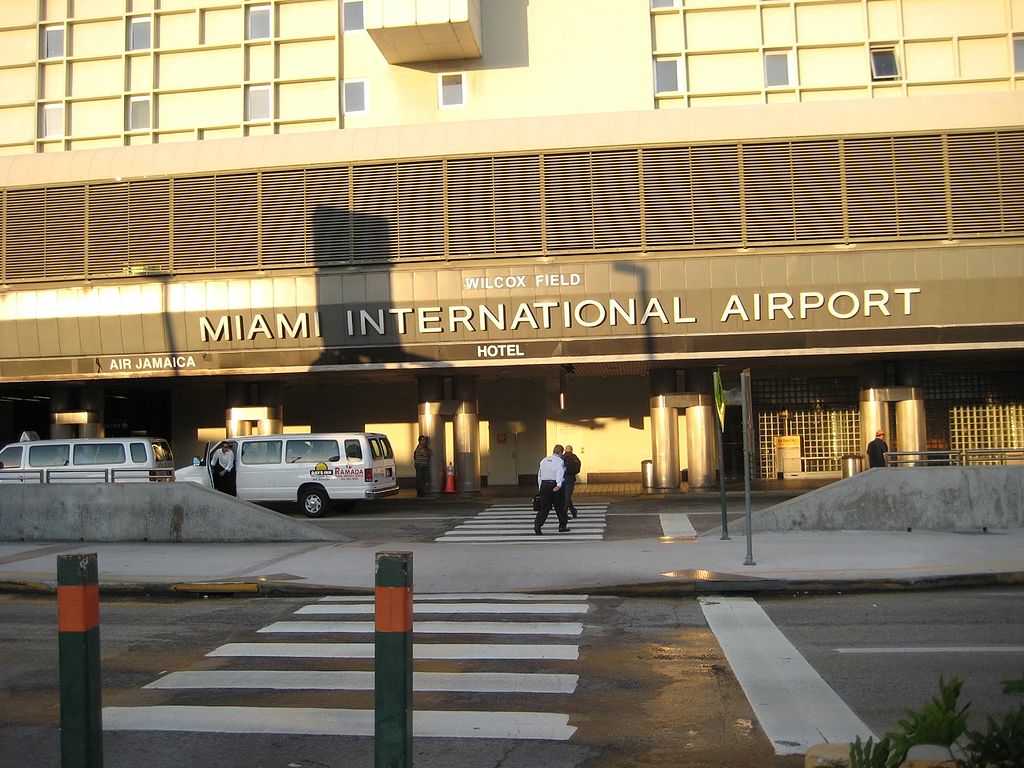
[210,441,236,496]
[534,444,569,535]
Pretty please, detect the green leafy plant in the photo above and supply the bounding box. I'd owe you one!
[885,676,969,766]
[957,674,1024,768]
[849,735,896,768]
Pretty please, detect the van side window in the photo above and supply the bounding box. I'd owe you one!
[74,443,126,465]
[242,440,282,465]
[130,443,148,463]
[286,439,340,464]
[344,440,363,460]
[29,444,70,467]
[0,445,23,467]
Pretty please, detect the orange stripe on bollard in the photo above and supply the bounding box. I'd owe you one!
[375,585,413,633]
[57,584,100,633]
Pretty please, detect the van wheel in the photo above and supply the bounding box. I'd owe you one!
[300,488,329,518]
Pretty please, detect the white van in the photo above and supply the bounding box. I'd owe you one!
[174,432,399,517]
[0,435,175,483]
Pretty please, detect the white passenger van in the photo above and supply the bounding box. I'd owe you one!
[0,434,175,483]
[174,432,399,517]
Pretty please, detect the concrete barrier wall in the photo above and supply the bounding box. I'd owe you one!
[0,483,345,542]
[739,467,1024,532]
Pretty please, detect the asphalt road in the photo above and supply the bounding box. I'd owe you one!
[2,587,1021,768]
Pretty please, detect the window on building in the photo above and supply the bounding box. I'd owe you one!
[129,17,151,50]
[40,103,63,138]
[128,96,150,130]
[764,51,792,87]
[344,1,365,32]
[439,73,465,107]
[247,5,271,40]
[870,47,900,80]
[650,0,678,7]
[42,25,64,58]
[654,57,682,93]
[246,84,271,121]
[1014,35,1024,73]
[343,79,368,114]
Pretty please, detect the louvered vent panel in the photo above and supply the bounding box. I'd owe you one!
[948,133,1002,235]
[642,146,695,248]
[172,176,215,273]
[844,137,898,239]
[306,166,351,265]
[351,163,397,261]
[998,131,1024,232]
[215,173,259,269]
[494,154,542,255]
[87,182,129,277]
[397,160,445,259]
[893,135,947,237]
[743,143,795,244]
[45,186,86,279]
[543,152,594,252]
[791,140,844,240]
[5,188,45,282]
[129,179,170,274]
[261,168,309,267]
[691,144,741,245]
[447,156,496,256]
[592,149,641,250]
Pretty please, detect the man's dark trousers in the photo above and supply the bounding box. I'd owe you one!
[534,479,568,531]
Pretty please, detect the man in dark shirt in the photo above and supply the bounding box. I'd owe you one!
[867,429,889,468]
[562,445,581,518]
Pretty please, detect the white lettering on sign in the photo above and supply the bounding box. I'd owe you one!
[477,344,526,358]
[462,273,582,290]
[108,355,197,371]
[720,288,919,322]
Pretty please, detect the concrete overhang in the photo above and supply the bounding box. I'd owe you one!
[365,0,482,64]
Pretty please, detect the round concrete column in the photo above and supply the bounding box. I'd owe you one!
[649,369,680,490]
[417,376,446,495]
[452,376,480,493]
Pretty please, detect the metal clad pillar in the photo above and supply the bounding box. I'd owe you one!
[859,365,888,458]
[225,382,284,437]
[897,362,927,463]
[417,376,445,496]
[50,386,74,439]
[649,369,680,490]
[452,376,480,493]
[685,368,716,490]
[80,387,105,438]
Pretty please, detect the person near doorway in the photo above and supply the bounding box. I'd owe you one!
[562,445,581,518]
[867,429,889,468]
[413,435,432,497]
[534,444,569,535]
[210,441,237,495]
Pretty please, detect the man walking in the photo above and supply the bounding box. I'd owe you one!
[562,444,581,519]
[534,444,569,535]
[867,428,889,468]
[413,435,432,496]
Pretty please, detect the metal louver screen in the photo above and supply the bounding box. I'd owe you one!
[2,129,1023,284]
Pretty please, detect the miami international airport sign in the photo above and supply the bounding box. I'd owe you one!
[0,247,1021,380]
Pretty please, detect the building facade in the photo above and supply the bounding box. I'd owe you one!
[1,0,1023,490]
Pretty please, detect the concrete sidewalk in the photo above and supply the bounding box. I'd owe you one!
[2,500,1022,595]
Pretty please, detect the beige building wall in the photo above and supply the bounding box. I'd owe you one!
[2,0,1022,155]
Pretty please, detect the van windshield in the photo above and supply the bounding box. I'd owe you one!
[0,445,23,467]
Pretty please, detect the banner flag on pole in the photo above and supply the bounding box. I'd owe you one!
[713,370,726,433]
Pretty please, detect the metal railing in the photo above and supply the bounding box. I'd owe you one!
[0,467,174,483]
[886,448,1024,467]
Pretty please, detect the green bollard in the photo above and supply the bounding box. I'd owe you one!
[58,553,103,768]
[375,551,413,768]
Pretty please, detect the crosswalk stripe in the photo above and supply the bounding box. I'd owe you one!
[103,706,577,740]
[435,535,604,543]
[208,642,580,660]
[318,593,589,602]
[295,602,589,615]
[259,620,584,635]
[145,670,579,694]
[438,504,608,544]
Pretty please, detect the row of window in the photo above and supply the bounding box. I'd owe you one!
[40,1,369,58]
[35,72,467,137]
[654,39,1024,93]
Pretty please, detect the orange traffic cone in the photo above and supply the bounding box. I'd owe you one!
[443,462,457,493]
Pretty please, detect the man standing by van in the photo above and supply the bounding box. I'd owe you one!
[414,435,432,497]
[211,441,236,496]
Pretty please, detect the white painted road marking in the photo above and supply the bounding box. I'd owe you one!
[700,596,875,756]
[319,593,590,602]
[295,602,589,615]
[659,513,697,539]
[103,706,577,740]
[437,504,608,543]
[836,646,1024,654]
[259,620,584,635]
[145,670,579,694]
[208,642,580,660]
